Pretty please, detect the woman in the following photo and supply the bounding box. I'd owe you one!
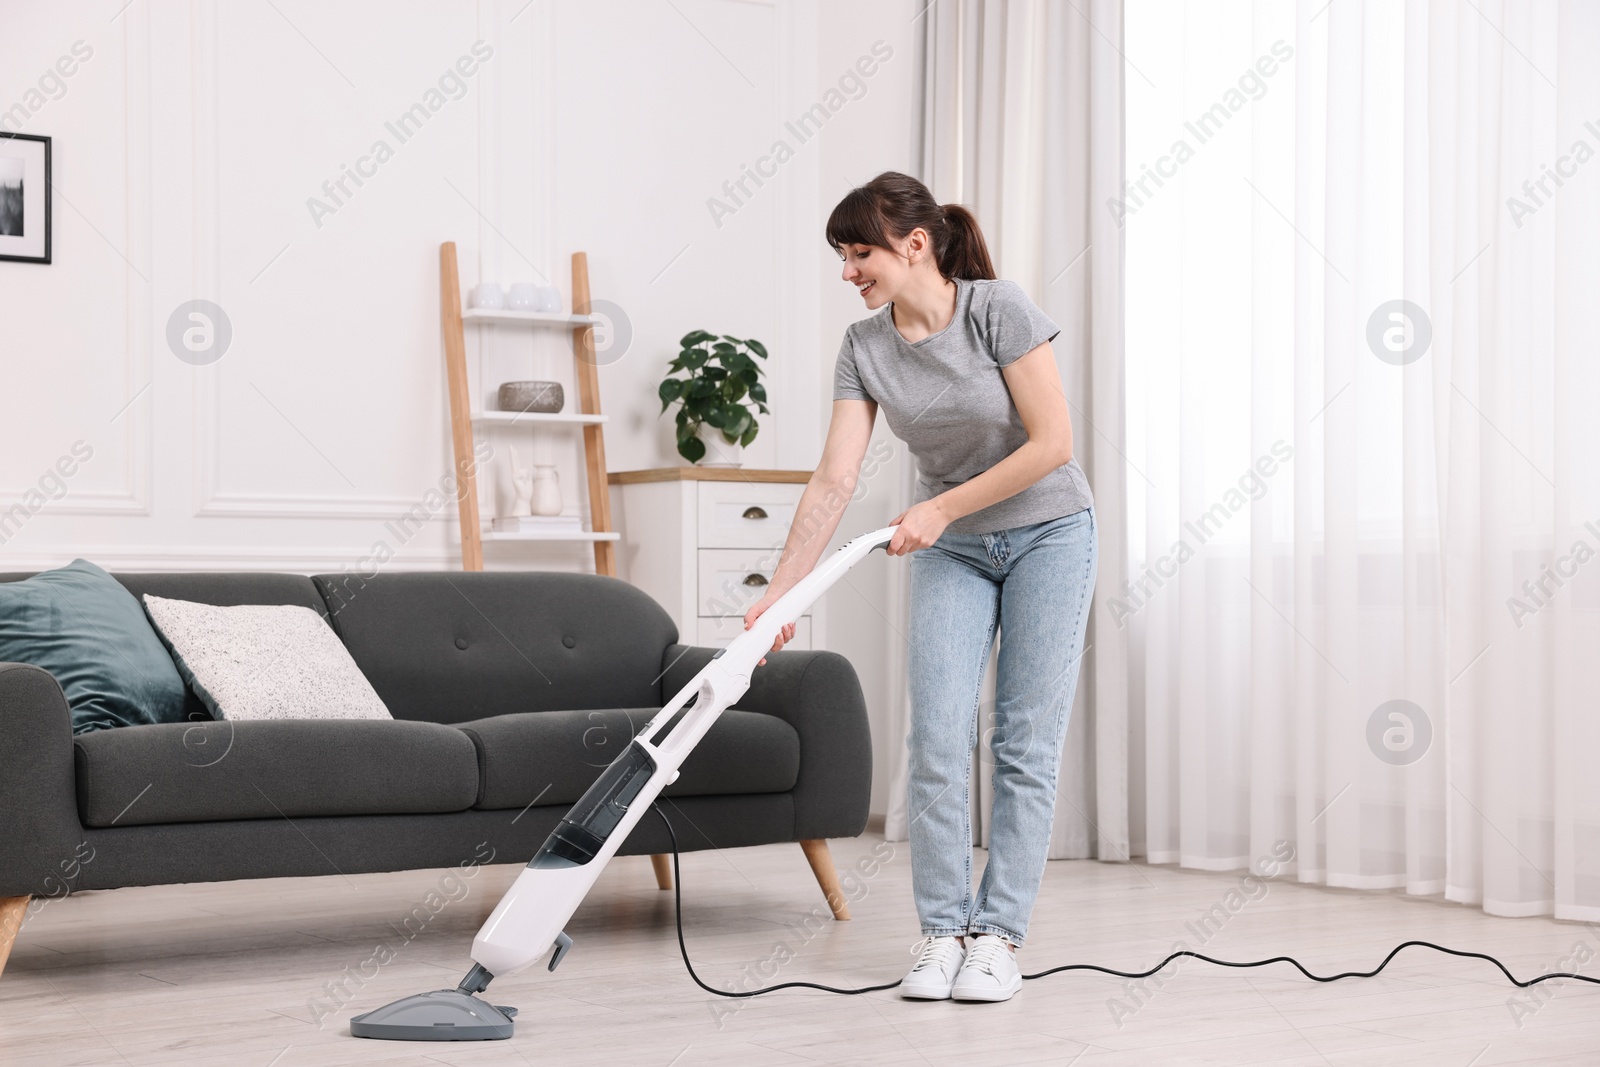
[743,172,1097,1003]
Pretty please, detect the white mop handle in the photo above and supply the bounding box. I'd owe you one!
[634,524,898,764]
[714,524,900,680]
[467,525,901,981]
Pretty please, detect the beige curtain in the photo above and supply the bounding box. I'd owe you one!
[882,0,1129,865]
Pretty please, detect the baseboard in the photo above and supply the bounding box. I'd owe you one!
[0,545,461,574]
[0,544,605,574]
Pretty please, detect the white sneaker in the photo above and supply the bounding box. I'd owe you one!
[899,935,966,999]
[951,934,1022,1002]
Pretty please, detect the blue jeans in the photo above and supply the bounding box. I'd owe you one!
[906,507,1097,946]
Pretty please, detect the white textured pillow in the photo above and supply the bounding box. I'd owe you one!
[142,595,392,722]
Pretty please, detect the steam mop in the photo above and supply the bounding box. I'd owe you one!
[350,525,901,1041]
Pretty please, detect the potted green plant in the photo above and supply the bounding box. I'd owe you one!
[658,331,769,466]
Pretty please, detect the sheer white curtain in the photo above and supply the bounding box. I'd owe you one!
[1126,0,1600,919]
[882,0,1129,863]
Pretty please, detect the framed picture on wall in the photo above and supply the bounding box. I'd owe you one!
[0,133,51,264]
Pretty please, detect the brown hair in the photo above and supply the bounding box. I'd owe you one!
[825,171,995,281]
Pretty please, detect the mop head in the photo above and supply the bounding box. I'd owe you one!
[349,989,516,1041]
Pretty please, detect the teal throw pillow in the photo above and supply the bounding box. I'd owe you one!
[0,559,189,733]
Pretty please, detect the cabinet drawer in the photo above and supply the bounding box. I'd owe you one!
[699,548,791,617]
[696,614,812,651]
[697,482,803,548]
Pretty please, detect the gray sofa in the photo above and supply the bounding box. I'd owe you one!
[0,568,871,970]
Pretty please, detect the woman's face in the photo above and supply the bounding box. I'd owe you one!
[838,230,924,310]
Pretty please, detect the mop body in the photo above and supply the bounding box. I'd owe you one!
[351,525,899,1040]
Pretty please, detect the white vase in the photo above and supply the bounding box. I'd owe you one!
[530,464,563,516]
[694,423,744,468]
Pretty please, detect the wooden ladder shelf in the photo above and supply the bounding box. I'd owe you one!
[440,242,675,890]
[439,243,618,576]
[437,243,851,909]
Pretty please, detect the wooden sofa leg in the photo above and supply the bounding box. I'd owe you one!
[0,896,29,978]
[650,854,673,890]
[799,839,851,921]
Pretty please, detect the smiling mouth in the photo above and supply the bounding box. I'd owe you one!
[857,281,875,297]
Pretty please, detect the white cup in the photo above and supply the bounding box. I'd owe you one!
[507,283,538,311]
[536,285,563,313]
[469,282,504,309]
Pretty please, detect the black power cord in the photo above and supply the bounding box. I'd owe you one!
[655,804,900,997]
[652,804,1600,997]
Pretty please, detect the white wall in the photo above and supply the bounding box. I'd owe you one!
[0,0,917,819]
[0,0,814,569]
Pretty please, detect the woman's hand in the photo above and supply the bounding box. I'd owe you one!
[887,499,953,555]
[743,589,797,666]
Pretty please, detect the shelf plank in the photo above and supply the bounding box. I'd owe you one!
[462,308,601,327]
[480,530,622,542]
[471,411,608,426]
[608,468,813,485]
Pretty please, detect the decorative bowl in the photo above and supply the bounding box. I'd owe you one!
[497,381,564,414]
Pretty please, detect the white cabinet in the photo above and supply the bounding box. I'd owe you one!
[608,469,824,651]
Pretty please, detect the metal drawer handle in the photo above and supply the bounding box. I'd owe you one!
[742,573,768,587]
[741,506,768,520]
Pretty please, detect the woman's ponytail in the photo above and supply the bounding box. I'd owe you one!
[825,172,996,281]
[937,203,996,281]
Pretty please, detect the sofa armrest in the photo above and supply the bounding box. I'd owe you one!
[660,644,872,841]
[0,664,82,897]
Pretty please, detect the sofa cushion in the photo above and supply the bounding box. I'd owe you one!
[0,560,190,734]
[312,572,678,725]
[455,707,800,810]
[142,595,392,722]
[72,718,478,827]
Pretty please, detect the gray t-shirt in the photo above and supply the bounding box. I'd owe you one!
[833,276,1094,535]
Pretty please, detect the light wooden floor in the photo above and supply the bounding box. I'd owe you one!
[4,832,1598,1066]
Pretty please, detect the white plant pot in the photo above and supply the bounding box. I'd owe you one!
[694,422,744,468]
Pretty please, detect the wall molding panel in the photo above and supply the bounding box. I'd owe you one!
[1,5,155,518]
[3,1,827,572]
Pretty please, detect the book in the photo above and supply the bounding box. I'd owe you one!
[490,515,584,534]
